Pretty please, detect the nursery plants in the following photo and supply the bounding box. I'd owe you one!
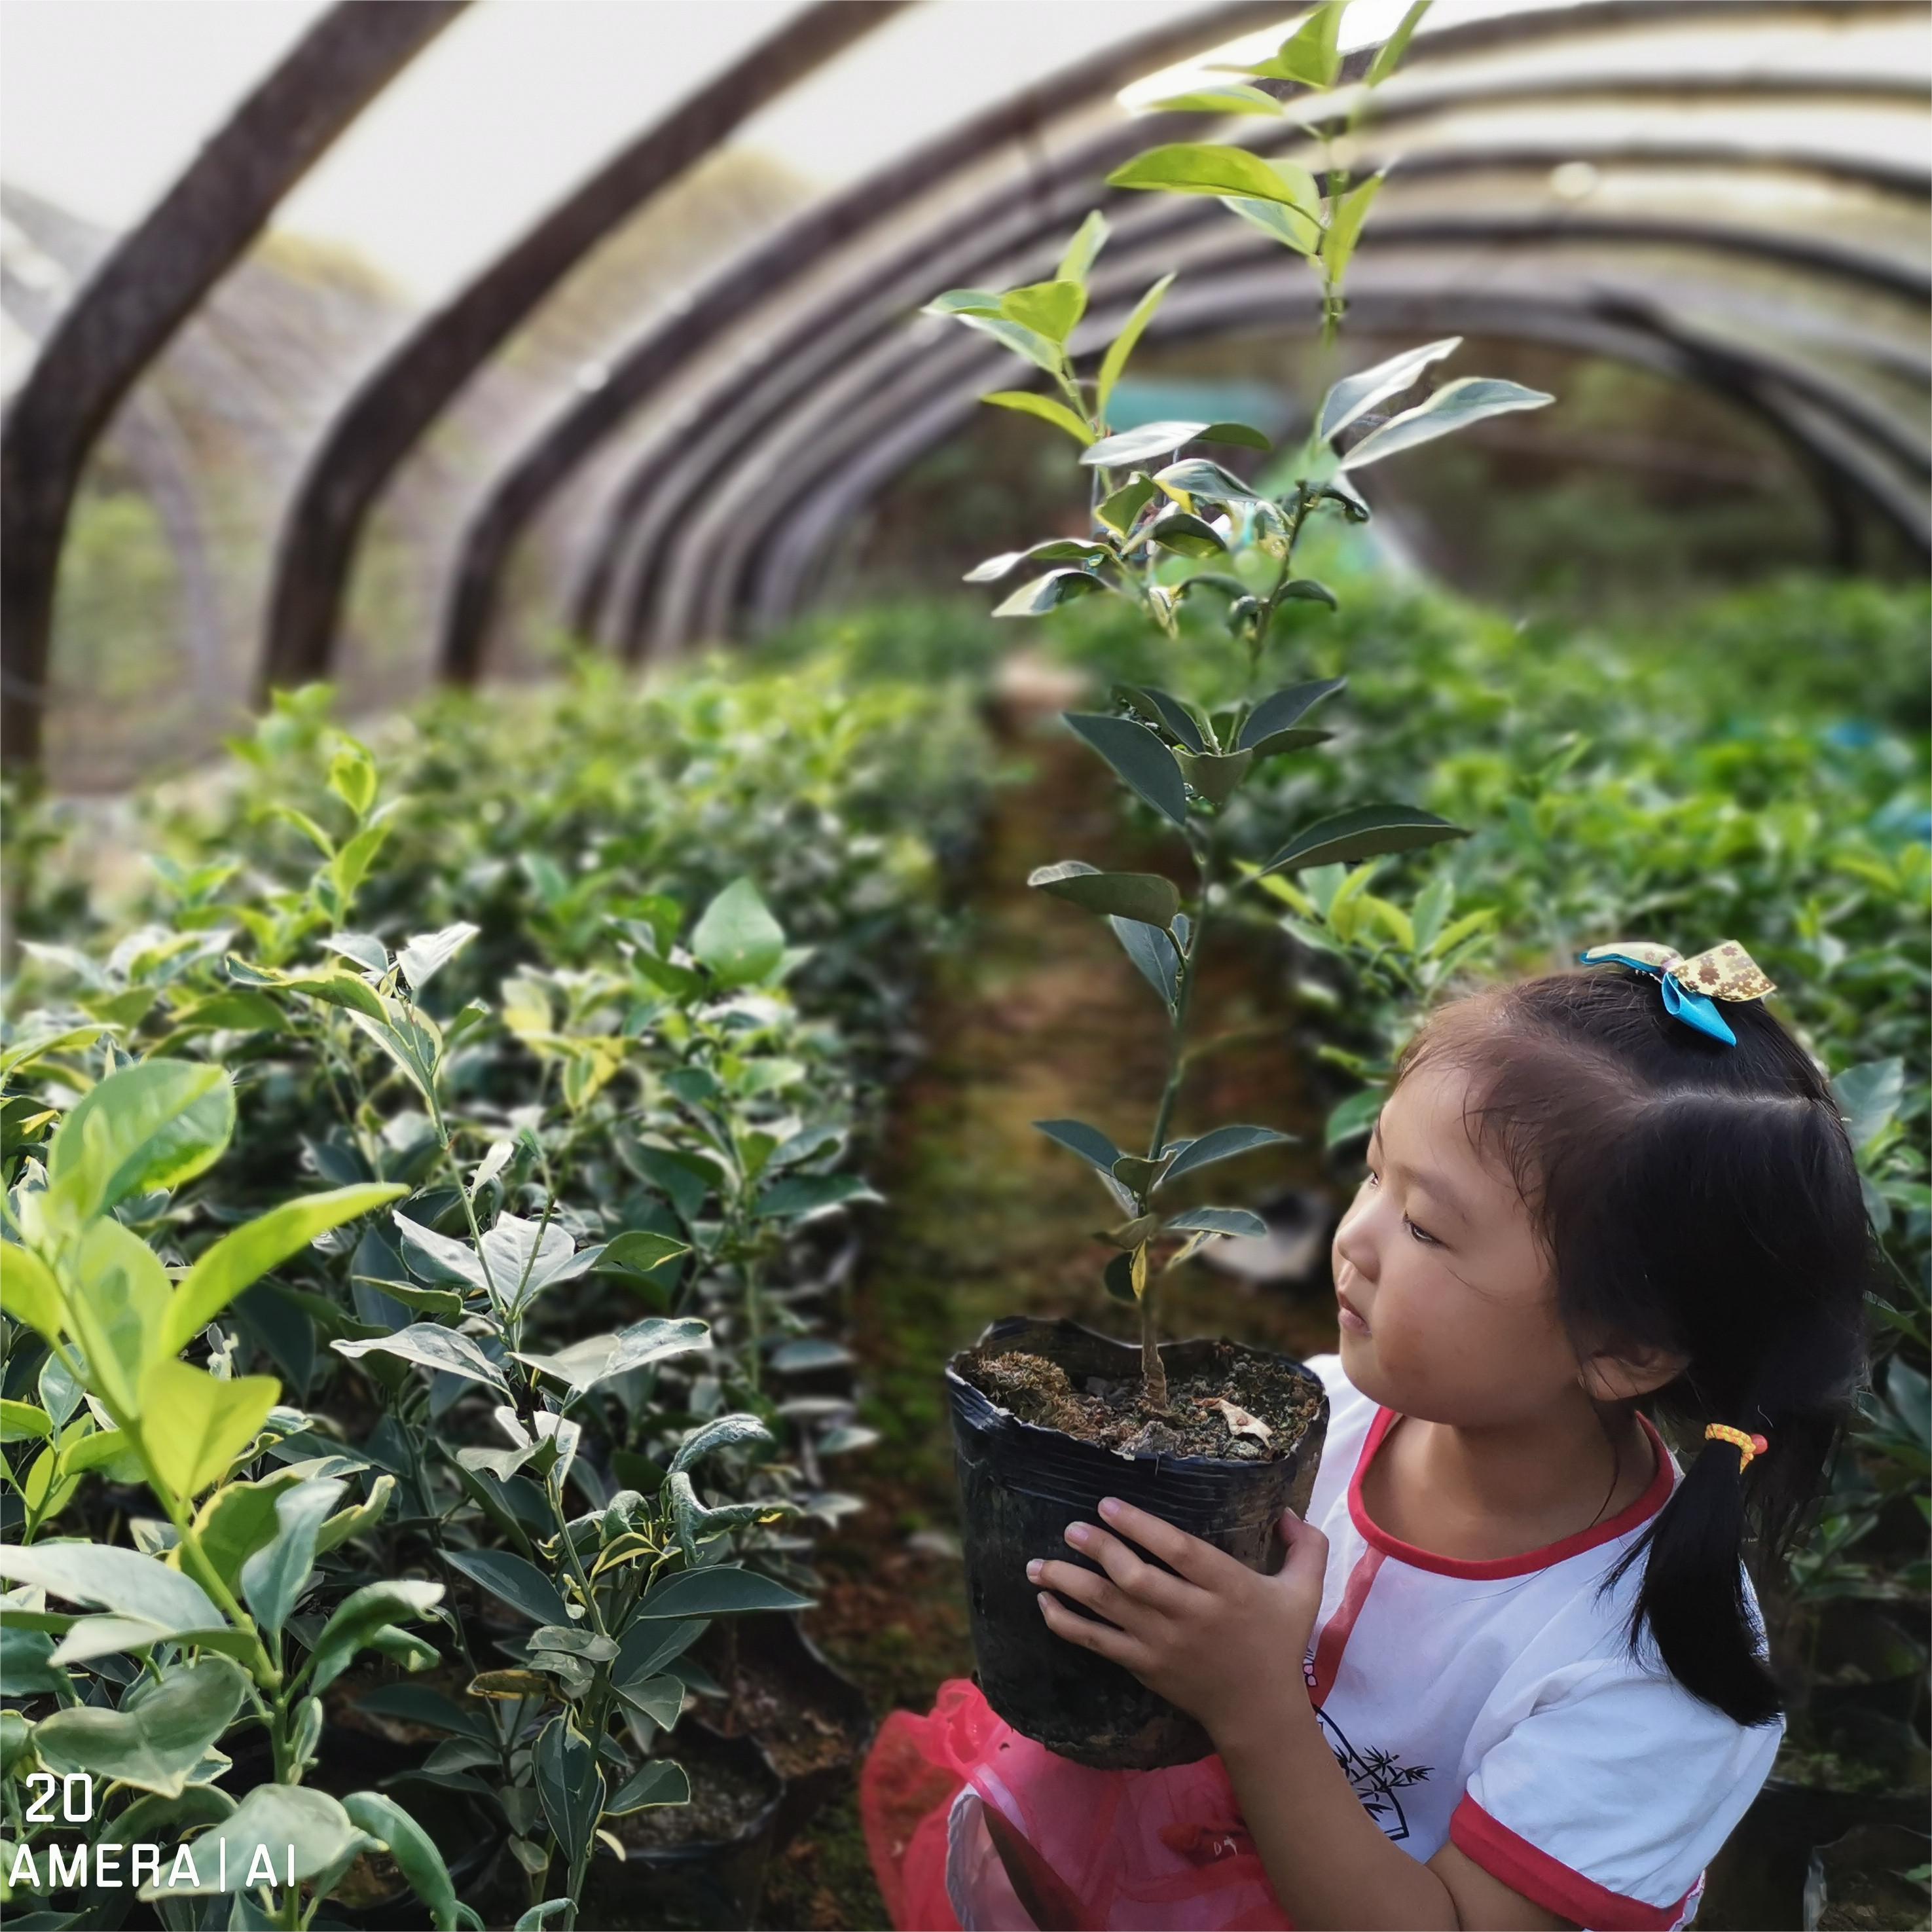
[922,5,1554,1767]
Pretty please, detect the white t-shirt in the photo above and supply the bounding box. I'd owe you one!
[949,1350,1783,1931]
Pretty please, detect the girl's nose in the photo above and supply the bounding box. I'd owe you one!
[1334,1197,1377,1283]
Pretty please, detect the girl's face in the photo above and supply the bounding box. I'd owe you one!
[1330,1061,1582,1425]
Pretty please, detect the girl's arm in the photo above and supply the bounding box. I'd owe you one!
[1030,1499,1577,1931]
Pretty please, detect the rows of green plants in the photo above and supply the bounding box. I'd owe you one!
[0,649,995,1928]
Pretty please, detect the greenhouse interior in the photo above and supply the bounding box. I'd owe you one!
[0,1,1926,1928]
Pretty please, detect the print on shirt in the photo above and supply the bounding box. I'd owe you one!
[1303,1649,1433,1841]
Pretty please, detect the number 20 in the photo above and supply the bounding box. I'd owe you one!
[23,1772,92,1821]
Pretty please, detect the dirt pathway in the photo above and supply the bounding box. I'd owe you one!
[763,701,1346,1929]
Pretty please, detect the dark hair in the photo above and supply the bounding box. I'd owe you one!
[1387,965,1876,1727]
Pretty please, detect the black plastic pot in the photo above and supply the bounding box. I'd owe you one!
[579,1726,785,1932]
[947,1316,1328,1771]
[692,1611,875,1853]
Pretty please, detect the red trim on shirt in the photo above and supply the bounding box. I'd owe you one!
[1309,1545,1384,1707]
[1349,1408,1675,1578]
[1449,1793,1700,1930]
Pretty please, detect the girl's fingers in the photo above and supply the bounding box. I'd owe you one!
[1092,1496,1233,1588]
[1062,1522,1194,1614]
[1030,1557,1148,1631]
[1037,1588,1142,1667]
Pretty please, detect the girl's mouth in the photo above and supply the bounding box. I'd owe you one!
[1338,1287,1371,1335]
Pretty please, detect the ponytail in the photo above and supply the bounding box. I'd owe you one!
[1391,970,1878,1727]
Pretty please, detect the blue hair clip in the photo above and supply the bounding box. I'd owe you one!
[1574,939,1777,1048]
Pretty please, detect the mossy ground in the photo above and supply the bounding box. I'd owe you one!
[761,706,1342,1928]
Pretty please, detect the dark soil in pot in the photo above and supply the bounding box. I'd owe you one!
[949,1316,1327,1772]
[578,1727,784,1931]
[693,1611,876,1852]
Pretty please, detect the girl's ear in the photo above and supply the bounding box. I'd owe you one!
[1578,1338,1690,1403]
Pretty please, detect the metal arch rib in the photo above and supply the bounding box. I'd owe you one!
[594,69,1930,660]
[561,0,1928,660]
[743,278,1929,629]
[663,209,1928,652]
[0,1,465,770]
[432,0,1302,684]
[254,0,902,706]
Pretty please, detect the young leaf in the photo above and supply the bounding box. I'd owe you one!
[1056,210,1110,285]
[1095,274,1175,424]
[1318,338,1463,443]
[141,1361,280,1499]
[1106,144,1319,213]
[1146,81,1283,115]
[396,922,479,992]
[1095,475,1159,536]
[951,310,1065,375]
[1260,805,1468,875]
[1321,172,1385,283]
[1366,1,1432,85]
[1269,3,1343,87]
[1216,194,1324,257]
[1338,376,1554,469]
[981,391,1094,445]
[46,1059,234,1222]
[1063,714,1189,826]
[1000,279,1085,343]
[920,288,1004,316]
[1028,862,1180,930]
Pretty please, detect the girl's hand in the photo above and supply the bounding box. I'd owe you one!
[1029,1495,1327,1745]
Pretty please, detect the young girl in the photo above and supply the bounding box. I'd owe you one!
[862,947,1876,1931]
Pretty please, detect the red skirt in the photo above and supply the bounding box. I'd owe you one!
[859,1678,1297,1931]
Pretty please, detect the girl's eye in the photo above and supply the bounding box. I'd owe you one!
[1363,1164,1438,1246]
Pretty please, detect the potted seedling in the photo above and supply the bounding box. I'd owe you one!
[922,14,1553,1766]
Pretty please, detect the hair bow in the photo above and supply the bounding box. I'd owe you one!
[1573,939,1776,1047]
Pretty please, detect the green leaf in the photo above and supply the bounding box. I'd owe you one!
[327,742,378,816]
[342,1791,464,1932]
[991,568,1109,617]
[1108,916,1181,1012]
[920,288,1004,316]
[1106,143,1319,212]
[1177,750,1253,805]
[396,922,477,991]
[1064,713,1188,825]
[981,391,1095,446]
[1162,1125,1294,1183]
[1321,171,1384,282]
[1122,685,1207,753]
[0,1540,222,1633]
[240,1478,345,1636]
[1095,475,1159,536]
[0,1398,51,1442]
[1269,3,1343,87]
[535,1718,606,1876]
[1339,376,1554,470]
[606,1757,691,1814]
[1163,1207,1268,1237]
[1000,279,1085,342]
[1834,1059,1905,1152]
[1217,193,1324,257]
[634,1567,814,1619]
[1080,420,1203,467]
[142,1361,280,1499]
[1147,510,1228,558]
[164,1183,407,1355]
[670,1413,775,1475]
[1055,210,1110,285]
[35,1657,248,1798]
[964,539,1111,583]
[689,877,785,989]
[752,1174,883,1220]
[1366,0,1431,85]
[1028,862,1179,929]
[1261,805,1468,875]
[951,310,1065,374]
[1318,338,1462,442]
[515,1316,710,1393]
[333,1323,510,1394]
[1146,81,1283,114]
[66,1216,174,1417]
[1032,1120,1123,1172]
[447,1548,574,1627]
[601,1229,692,1275]
[189,1471,308,1592]
[46,1059,234,1222]
[305,1579,445,1696]
[1238,678,1347,750]
[2,1244,66,1344]
[1150,460,1260,509]
[1096,274,1175,424]
[1325,1087,1386,1150]
[137,1783,374,1897]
